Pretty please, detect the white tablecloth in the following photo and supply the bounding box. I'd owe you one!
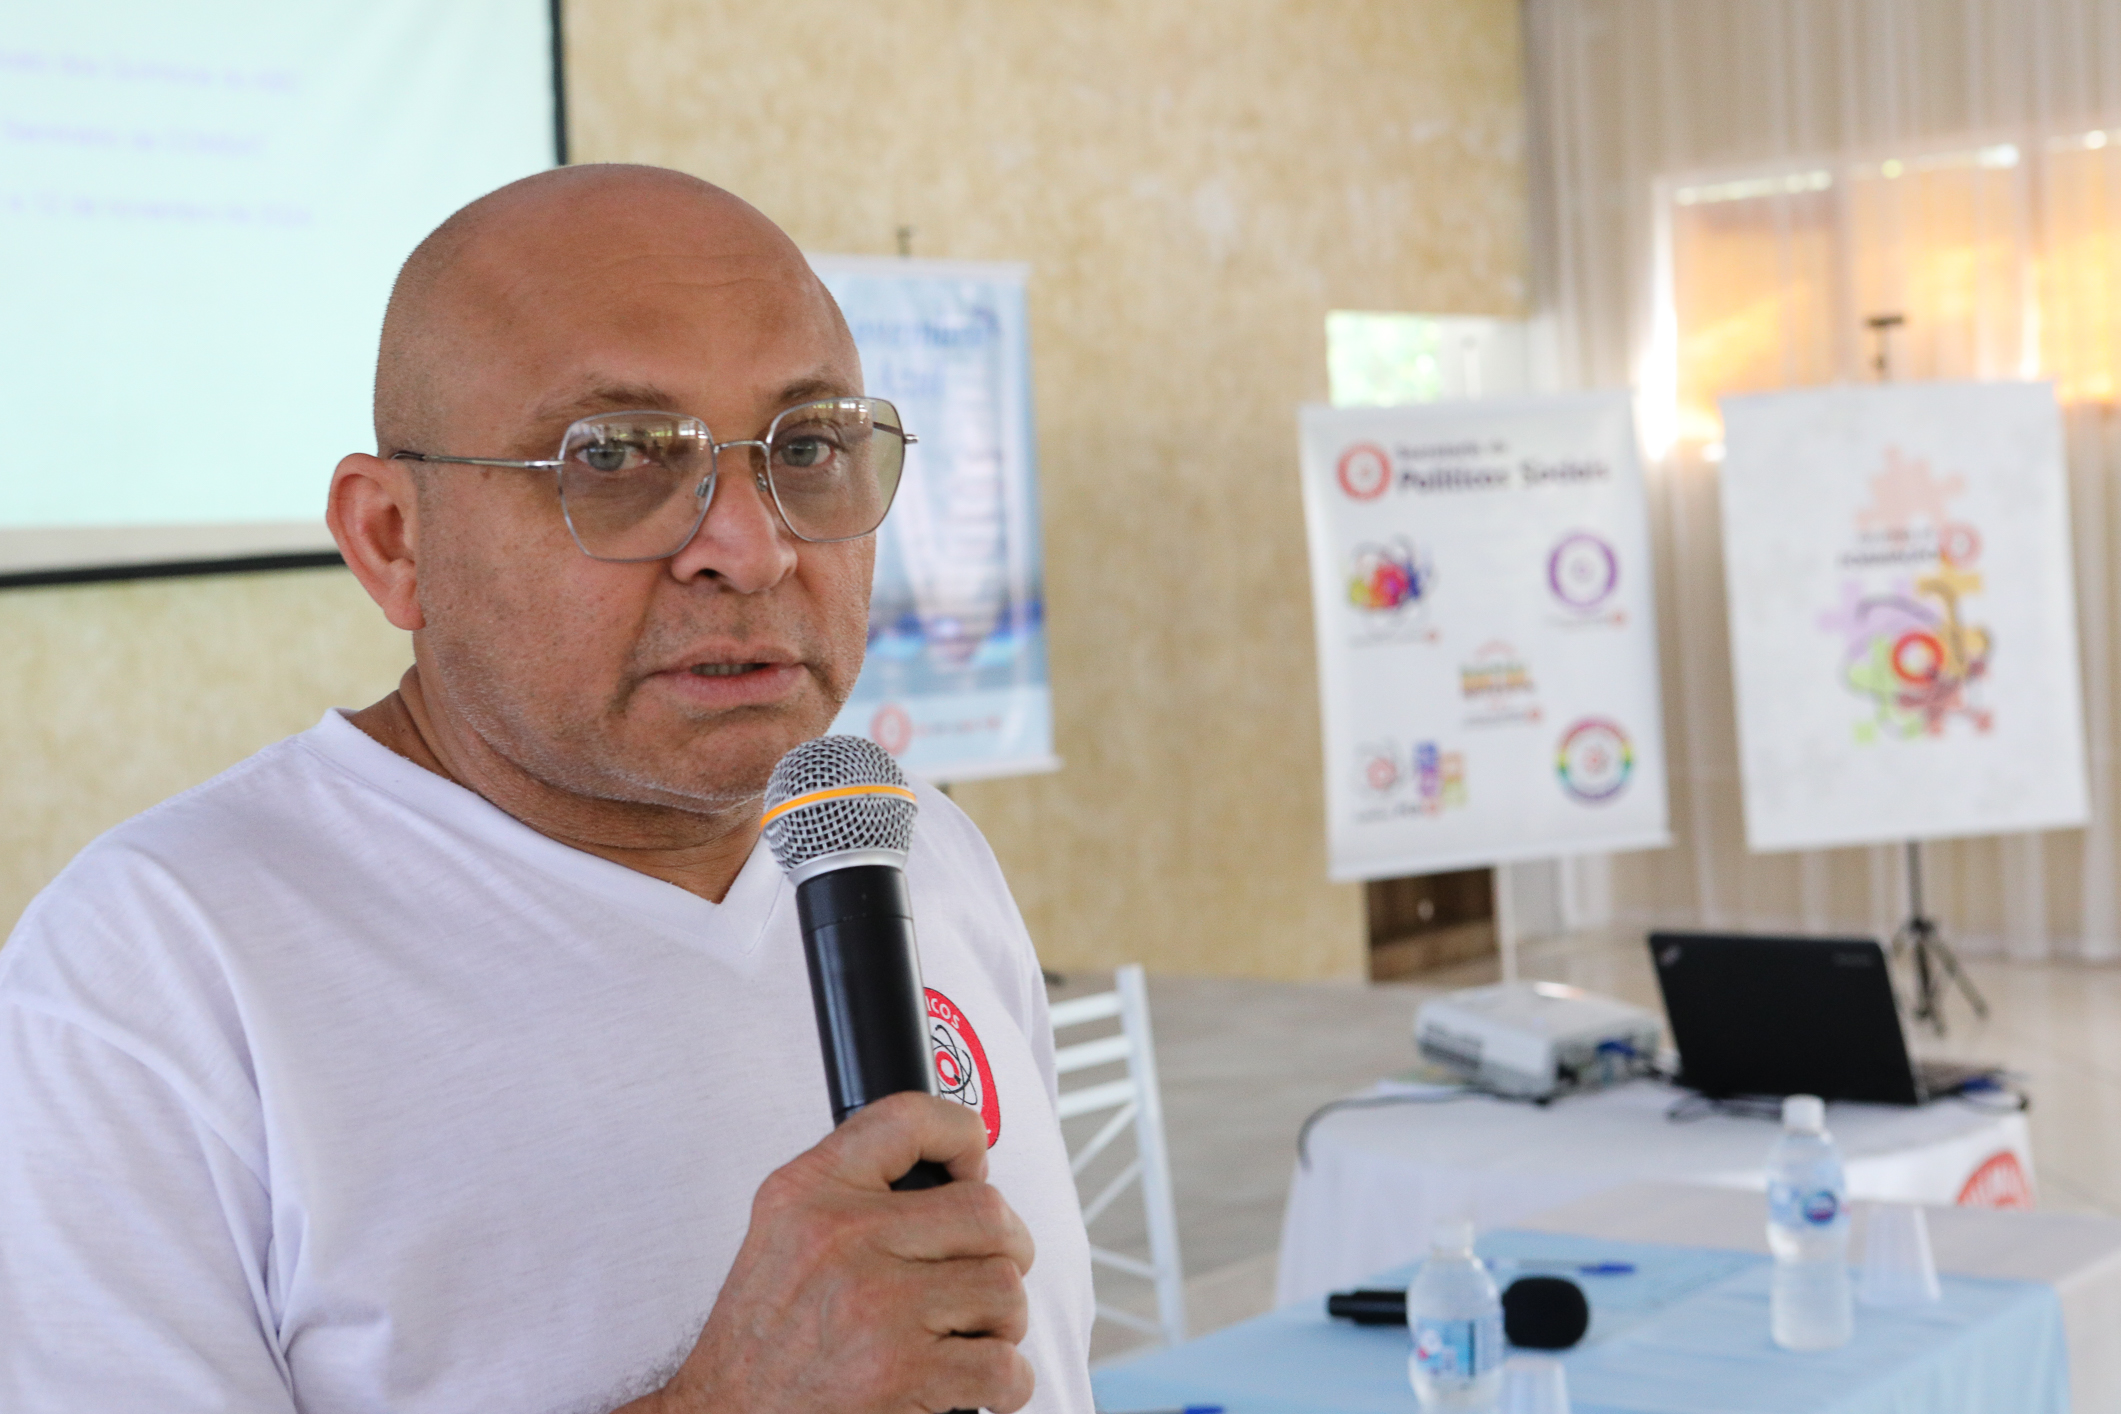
[1275,1078,2033,1306]
[1519,1181,2121,1412]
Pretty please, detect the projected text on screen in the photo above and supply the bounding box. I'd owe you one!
[0,1,555,574]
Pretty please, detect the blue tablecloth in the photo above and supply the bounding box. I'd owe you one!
[1092,1230,2068,1414]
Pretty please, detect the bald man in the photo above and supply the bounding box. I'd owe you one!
[0,166,1096,1414]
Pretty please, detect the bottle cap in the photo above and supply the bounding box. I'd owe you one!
[1431,1219,1476,1255]
[1782,1094,1826,1133]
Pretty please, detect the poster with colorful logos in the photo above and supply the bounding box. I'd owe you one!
[1298,392,1671,881]
[811,256,1056,783]
[1719,382,2088,852]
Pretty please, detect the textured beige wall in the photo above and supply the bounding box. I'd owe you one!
[0,571,410,932]
[0,3,1525,978]
[569,0,1528,979]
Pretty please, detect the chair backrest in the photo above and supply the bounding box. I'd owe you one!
[1048,963,1187,1350]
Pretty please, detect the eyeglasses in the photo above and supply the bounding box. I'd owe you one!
[390,397,914,560]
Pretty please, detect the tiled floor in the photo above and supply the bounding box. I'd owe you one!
[1059,926,2121,1361]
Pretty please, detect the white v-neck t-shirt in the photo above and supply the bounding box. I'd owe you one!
[0,711,1095,1414]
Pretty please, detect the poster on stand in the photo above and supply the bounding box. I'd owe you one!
[1298,392,1670,881]
[1719,382,2088,852]
[811,256,1056,783]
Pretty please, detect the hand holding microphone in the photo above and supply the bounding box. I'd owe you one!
[632,737,1036,1414]
[641,1096,1034,1414]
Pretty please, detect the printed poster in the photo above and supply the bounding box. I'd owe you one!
[1720,382,2088,852]
[1298,392,1671,881]
[811,257,1056,783]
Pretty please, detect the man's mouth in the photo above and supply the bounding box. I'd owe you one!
[658,655,805,707]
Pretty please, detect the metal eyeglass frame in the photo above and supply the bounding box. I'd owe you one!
[388,397,916,561]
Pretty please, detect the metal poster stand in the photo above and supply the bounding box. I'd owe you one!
[1495,861,1519,984]
[1890,839,1989,1033]
[1868,314,1989,1035]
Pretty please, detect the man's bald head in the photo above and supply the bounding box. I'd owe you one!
[331,161,879,837]
[373,164,851,456]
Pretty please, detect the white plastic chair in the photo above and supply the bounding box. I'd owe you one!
[1047,963,1187,1349]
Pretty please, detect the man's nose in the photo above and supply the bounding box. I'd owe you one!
[665,452,800,590]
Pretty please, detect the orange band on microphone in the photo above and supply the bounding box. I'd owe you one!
[761,783,918,829]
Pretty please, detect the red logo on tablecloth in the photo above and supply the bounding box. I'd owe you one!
[1957,1149,2033,1209]
[926,988,1000,1147]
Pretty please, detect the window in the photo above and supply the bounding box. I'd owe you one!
[1326,311,1528,406]
[1657,129,2121,450]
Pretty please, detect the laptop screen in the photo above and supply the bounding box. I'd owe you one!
[1649,931,1921,1105]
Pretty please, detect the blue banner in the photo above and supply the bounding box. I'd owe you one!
[811,257,1056,782]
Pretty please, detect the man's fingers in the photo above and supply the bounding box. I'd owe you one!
[884,1179,1037,1272]
[829,1092,991,1190]
[916,1338,1037,1414]
[697,1107,1041,1414]
[915,1253,1032,1343]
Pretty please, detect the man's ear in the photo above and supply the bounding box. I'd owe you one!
[329,453,425,631]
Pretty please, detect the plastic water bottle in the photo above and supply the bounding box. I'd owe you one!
[1407,1220,1505,1411]
[1766,1093,1853,1350]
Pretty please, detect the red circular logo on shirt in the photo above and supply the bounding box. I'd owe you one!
[926,988,1000,1147]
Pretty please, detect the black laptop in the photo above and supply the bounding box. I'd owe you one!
[1648,931,1998,1105]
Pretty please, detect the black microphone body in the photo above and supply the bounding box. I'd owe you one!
[766,737,975,1414]
[1324,1277,1592,1349]
[795,862,949,1190]
[1325,1288,1410,1325]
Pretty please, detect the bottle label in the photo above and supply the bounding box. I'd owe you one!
[1769,1179,1843,1227]
[1411,1312,1502,1385]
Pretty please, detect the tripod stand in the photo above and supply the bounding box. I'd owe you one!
[1890,840,1988,1035]
[1864,321,1986,1034]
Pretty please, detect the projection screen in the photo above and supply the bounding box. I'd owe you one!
[0,1,559,583]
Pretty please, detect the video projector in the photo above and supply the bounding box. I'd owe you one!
[1414,981,1663,1100]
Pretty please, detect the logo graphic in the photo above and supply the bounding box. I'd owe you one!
[1856,446,1964,536]
[1801,1190,1841,1225]
[1346,537,1435,615]
[1821,449,1994,743]
[870,702,915,755]
[1459,640,1540,727]
[1556,718,1633,802]
[1548,531,1620,612]
[1336,442,1391,500]
[1957,1149,2033,1209]
[1356,740,1403,797]
[1411,741,1467,814]
[925,988,1000,1147]
[1352,740,1464,818]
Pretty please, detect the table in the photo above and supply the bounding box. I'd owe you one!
[1521,1183,2121,1413]
[1097,1186,2121,1413]
[1276,1079,2033,1307]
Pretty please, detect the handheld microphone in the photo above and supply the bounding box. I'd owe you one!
[763,735,949,1191]
[1324,1277,1591,1349]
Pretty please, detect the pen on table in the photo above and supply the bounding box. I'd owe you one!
[1495,1259,1637,1276]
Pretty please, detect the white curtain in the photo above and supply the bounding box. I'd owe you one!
[1524,0,2121,959]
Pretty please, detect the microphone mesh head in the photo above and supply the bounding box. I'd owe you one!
[762,734,918,873]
